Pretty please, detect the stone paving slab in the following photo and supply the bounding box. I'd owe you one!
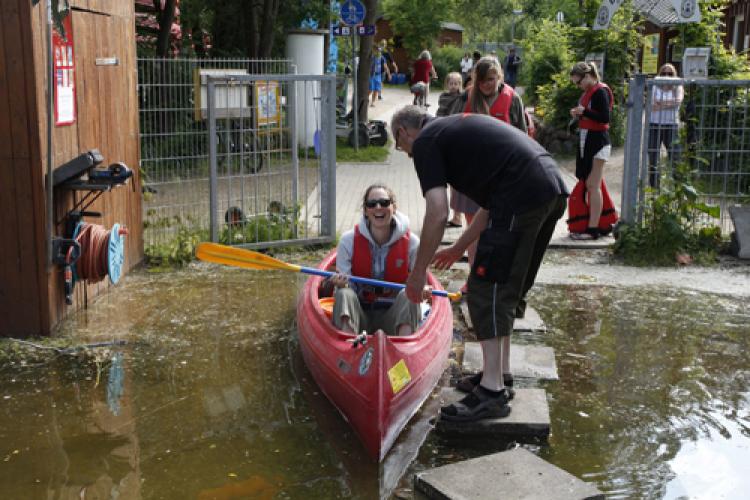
[414,447,605,500]
[462,342,559,381]
[435,388,550,439]
[513,306,546,332]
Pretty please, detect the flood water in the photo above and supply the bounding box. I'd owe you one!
[1,262,748,499]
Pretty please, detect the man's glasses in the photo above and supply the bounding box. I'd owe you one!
[661,72,675,76]
[365,198,392,208]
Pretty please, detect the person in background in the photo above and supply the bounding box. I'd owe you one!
[647,63,683,188]
[369,47,391,107]
[379,41,399,100]
[391,106,568,422]
[411,50,438,106]
[437,72,467,229]
[460,52,474,85]
[328,184,424,336]
[465,50,482,87]
[569,61,613,240]
[503,47,522,88]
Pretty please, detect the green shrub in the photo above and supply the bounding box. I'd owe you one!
[431,45,465,86]
[614,162,722,266]
[519,20,575,105]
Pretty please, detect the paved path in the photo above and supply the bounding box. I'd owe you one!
[331,87,624,247]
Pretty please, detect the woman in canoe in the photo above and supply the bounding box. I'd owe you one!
[328,184,424,336]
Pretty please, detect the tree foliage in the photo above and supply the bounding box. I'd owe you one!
[381,0,452,56]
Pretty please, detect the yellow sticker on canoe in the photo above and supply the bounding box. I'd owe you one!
[388,359,412,394]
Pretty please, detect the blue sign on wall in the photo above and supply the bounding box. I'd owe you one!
[340,0,366,26]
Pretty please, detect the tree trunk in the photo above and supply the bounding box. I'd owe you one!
[258,0,280,58]
[155,0,177,58]
[356,0,378,122]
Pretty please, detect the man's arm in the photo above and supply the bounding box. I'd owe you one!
[405,186,448,302]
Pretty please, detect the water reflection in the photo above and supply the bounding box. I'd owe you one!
[0,266,748,499]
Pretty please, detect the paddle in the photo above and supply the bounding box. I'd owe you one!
[195,242,461,301]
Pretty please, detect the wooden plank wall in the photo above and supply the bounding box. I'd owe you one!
[0,0,48,336]
[0,0,142,337]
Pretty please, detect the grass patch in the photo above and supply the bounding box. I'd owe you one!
[336,137,391,163]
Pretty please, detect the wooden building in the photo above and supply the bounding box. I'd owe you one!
[374,19,463,77]
[724,0,750,54]
[0,0,142,337]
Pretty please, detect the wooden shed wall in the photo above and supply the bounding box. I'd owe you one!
[0,0,142,337]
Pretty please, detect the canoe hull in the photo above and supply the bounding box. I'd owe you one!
[297,252,452,461]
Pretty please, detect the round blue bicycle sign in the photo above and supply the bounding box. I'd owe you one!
[340,0,366,26]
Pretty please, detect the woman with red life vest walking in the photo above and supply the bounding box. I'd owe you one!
[569,61,614,240]
[328,184,423,336]
[451,56,527,295]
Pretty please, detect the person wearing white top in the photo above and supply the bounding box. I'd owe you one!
[648,63,684,188]
[460,52,474,84]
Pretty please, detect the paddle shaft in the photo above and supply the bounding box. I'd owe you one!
[299,266,453,298]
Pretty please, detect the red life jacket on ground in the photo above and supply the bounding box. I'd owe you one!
[464,84,515,123]
[351,226,410,302]
[578,82,614,132]
[566,179,619,233]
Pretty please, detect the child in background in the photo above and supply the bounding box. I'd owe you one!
[437,72,466,228]
[437,72,464,117]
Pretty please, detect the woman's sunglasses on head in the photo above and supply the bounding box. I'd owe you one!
[365,198,392,208]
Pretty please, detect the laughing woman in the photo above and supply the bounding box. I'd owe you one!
[328,184,423,336]
[569,61,613,240]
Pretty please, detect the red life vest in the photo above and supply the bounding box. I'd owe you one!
[351,226,410,301]
[464,84,515,123]
[566,179,619,233]
[578,82,614,132]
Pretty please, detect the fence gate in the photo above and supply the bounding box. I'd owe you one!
[205,73,336,248]
[623,75,750,232]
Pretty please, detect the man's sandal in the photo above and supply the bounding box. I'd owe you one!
[440,386,511,422]
[456,372,515,400]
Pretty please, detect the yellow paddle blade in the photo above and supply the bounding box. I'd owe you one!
[195,243,302,273]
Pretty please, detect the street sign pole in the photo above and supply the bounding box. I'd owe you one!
[352,29,358,150]
[340,0,366,150]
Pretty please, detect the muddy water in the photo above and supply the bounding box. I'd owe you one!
[1,265,748,499]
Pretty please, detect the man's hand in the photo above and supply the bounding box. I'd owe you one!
[406,271,427,303]
[432,245,463,270]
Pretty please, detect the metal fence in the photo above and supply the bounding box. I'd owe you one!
[138,58,337,250]
[205,73,337,247]
[622,75,750,232]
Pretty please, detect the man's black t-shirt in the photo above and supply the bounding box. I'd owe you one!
[412,114,568,214]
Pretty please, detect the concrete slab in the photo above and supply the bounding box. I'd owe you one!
[414,447,604,500]
[462,342,559,381]
[435,388,550,439]
[549,232,615,249]
[729,206,750,259]
[513,306,547,332]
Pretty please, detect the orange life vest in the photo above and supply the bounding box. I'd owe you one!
[567,179,619,233]
[351,226,410,302]
[578,82,614,132]
[464,84,515,123]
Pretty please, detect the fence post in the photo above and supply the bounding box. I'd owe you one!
[319,77,337,238]
[207,78,219,242]
[621,74,645,225]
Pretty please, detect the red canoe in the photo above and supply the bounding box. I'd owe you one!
[296,251,453,461]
